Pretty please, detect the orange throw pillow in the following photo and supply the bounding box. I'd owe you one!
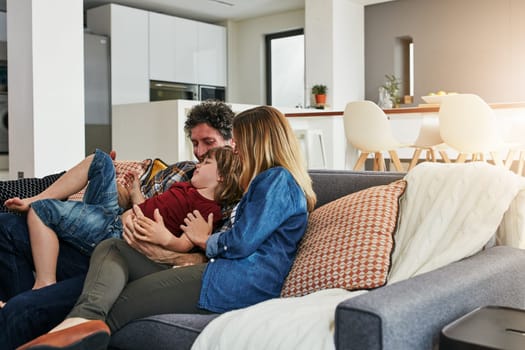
[281,180,407,298]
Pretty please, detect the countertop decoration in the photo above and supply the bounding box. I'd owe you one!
[381,74,401,108]
[312,84,327,108]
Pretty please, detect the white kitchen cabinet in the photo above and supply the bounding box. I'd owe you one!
[197,22,227,87]
[149,12,198,84]
[87,4,149,105]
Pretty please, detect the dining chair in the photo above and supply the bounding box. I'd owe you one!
[343,100,407,171]
[408,117,450,170]
[438,93,512,167]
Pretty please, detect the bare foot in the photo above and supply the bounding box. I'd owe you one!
[33,279,57,290]
[4,197,32,212]
[0,300,5,308]
[50,317,90,333]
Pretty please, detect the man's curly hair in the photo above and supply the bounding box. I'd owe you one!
[184,100,234,140]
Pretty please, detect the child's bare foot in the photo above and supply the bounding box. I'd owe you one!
[4,197,32,212]
[0,300,5,308]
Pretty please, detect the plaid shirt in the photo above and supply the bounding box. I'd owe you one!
[140,160,235,233]
[141,161,197,199]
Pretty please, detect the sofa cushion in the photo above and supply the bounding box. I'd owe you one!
[281,179,407,298]
[0,172,65,212]
[69,160,149,201]
[140,158,169,188]
[109,314,218,350]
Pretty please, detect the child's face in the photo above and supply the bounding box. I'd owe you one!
[191,155,220,189]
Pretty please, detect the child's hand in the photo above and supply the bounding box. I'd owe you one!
[130,205,173,247]
[181,210,213,250]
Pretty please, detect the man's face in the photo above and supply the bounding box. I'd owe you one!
[190,123,232,161]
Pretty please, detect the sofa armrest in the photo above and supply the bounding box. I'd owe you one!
[334,246,525,350]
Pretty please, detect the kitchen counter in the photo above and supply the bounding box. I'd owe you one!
[284,101,525,170]
[111,99,525,171]
[284,101,525,117]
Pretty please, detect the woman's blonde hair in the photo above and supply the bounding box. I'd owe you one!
[233,106,316,212]
[203,146,243,206]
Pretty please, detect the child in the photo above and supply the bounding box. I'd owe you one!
[4,146,241,290]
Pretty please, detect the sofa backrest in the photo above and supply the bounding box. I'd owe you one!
[308,170,405,208]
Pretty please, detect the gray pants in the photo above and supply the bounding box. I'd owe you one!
[68,238,209,332]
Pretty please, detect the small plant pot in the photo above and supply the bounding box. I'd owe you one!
[315,94,326,104]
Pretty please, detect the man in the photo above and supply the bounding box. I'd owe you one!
[0,100,235,349]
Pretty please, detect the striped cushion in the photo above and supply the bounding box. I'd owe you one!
[68,160,148,201]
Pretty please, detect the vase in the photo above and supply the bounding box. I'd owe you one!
[315,94,326,104]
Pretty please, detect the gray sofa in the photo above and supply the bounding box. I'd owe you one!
[109,169,525,350]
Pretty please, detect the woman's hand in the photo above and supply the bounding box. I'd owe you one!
[124,205,173,247]
[181,210,213,250]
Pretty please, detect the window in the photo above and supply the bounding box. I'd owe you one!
[265,29,304,108]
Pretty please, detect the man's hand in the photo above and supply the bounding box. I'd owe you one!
[123,226,206,265]
[122,172,145,205]
[122,206,207,265]
[172,252,208,266]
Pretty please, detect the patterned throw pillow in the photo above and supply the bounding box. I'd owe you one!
[140,158,169,187]
[68,160,149,201]
[281,179,407,298]
[0,172,66,213]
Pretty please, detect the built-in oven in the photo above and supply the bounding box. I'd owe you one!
[199,85,226,102]
[150,80,198,101]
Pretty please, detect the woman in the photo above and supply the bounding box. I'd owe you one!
[18,105,316,350]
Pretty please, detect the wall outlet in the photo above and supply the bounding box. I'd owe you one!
[17,171,24,179]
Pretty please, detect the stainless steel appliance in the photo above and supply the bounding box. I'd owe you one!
[199,85,225,101]
[150,81,198,101]
[84,33,111,155]
[0,58,8,154]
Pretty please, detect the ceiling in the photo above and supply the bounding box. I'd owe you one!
[83,0,394,22]
[83,0,305,23]
[0,1,394,23]
[85,0,397,22]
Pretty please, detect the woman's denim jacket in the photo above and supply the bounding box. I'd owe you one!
[199,166,308,313]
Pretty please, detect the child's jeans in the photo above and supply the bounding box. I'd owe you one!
[30,149,123,255]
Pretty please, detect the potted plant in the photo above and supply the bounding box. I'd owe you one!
[312,84,327,105]
[381,74,401,108]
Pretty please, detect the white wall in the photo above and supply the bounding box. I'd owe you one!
[304,0,333,107]
[227,9,305,105]
[7,0,85,178]
[365,0,525,104]
[332,0,364,108]
[306,0,365,109]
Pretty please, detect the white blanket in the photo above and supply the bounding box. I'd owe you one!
[192,162,525,350]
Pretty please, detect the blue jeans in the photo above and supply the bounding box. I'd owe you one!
[0,213,89,349]
[0,276,85,349]
[31,149,123,255]
[0,213,90,300]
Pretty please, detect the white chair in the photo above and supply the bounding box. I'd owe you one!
[408,117,450,170]
[343,101,407,172]
[295,129,327,169]
[438,93,511,167]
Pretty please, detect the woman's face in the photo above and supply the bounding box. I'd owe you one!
[191,156,220,189]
